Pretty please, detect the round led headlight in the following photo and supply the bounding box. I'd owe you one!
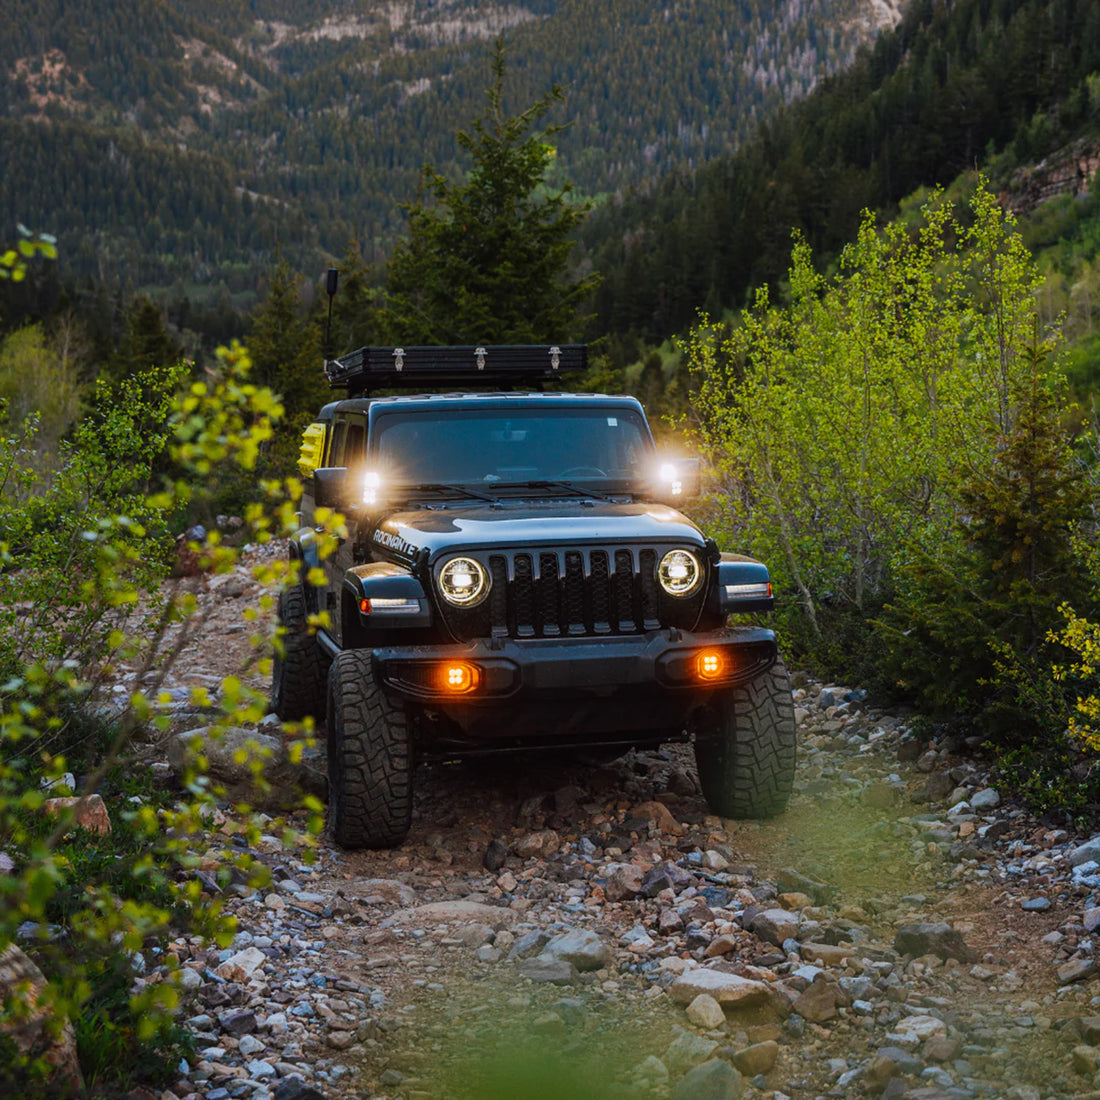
[658,549,702,597]
[438,556,490,607]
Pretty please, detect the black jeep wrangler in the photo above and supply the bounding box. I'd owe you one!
[273,344,795,849]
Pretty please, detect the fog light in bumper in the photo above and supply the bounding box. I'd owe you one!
[695,649,728,681]
[439,662,480,694]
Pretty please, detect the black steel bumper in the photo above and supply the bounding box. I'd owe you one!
[370,626,777,704]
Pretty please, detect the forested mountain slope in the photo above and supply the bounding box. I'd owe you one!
[586,0,1100,340]
[0,0,900,290]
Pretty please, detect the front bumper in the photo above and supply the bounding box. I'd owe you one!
[370,626,777,704]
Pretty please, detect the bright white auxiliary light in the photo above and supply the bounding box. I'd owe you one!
[363,470,382,505]
[657,462,683,496]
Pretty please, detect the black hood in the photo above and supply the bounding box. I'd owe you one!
[367,500,705,565]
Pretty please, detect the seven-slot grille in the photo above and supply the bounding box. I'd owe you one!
[436,546,704,641]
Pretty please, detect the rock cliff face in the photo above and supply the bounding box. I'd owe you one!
[1002,139,1100,216]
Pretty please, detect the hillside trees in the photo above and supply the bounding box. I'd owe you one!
[588,0,1100,343]
[382,40,598,344]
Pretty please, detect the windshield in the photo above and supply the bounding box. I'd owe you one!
[371,407,654,487]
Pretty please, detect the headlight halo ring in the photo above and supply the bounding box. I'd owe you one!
[437,555,491,607]
[658,548,703,597]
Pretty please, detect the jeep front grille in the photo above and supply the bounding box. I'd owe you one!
[438,546,704,641]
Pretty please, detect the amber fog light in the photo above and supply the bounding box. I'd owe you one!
[439,662,480,694]
[695,649,727,682]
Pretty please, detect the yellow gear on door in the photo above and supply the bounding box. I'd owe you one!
[297,422,327,477]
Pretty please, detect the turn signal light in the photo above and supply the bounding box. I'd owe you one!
[439,662,480,694]
[695,649,727,682]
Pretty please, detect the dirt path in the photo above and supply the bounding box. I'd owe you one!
[128,546,1100,1100]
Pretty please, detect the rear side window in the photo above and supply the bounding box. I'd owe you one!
[329,416,367,467]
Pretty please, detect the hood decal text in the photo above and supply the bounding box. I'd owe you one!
[373,529,417,557]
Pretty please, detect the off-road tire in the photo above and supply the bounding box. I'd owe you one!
[693,658,796,818]
[326,649,412,849]
[271,579,327,721]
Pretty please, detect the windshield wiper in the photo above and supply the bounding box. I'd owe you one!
[404,482,501,504]
[509,480,616,502]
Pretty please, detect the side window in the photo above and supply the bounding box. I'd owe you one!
[327,420,347,467]
[329,415,367,469]
[344,421,366,469]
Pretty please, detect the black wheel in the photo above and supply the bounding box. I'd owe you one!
[271,577,327,720]
[692,658,796,818]
[326,650,413,849]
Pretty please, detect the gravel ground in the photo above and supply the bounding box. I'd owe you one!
[106,545,1100,1100]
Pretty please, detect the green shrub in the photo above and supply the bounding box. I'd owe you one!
[685,182,1043,657]
[0,341,339,1096]
[878,342,1097,744]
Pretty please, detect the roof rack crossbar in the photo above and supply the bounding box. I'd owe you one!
[324,344,588,394]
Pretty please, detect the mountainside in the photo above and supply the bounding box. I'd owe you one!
[0,0,902,290]
[585,0,1100,341]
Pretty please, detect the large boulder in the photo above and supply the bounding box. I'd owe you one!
[669,969,772,1008]
[749,909,799,947]
[893,922,974,962]
[42,795,111,835]
[168,726,323,806]
[604,863,645,902]
[674,1059,742,1100]
[641,861,695,898]
[540,929,611,972]
[0,944,84,1093]
[169,726,281,785]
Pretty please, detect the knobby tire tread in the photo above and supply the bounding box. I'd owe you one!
[327,650,412,849]
[694,659,796,819]
[271,580,327,721]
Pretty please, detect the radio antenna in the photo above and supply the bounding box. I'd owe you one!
[323,267,339,366]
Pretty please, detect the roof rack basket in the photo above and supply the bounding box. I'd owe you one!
[324,344,588,396]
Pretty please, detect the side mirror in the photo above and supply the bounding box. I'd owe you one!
[652,457,701,503]
[313,466,349,509]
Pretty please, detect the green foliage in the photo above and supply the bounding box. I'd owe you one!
[994,738,1100,819]
[383,40,598,344]
[686,184,1042,654]
[0,339,340,1094]
[0,324,83,464]
[248,262,325,416]
[0,0,883,290]
[587,0,1100,342]
[0,362,182,687]
[879,341,1097,739]
[108,297,183,384]
[0,226,56,284]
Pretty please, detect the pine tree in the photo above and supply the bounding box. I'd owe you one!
[383,39,598,345]
[248,260,326,420]
[109,296,181,382]
[881,340,1097,737]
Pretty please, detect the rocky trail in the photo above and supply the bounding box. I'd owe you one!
[116,546,1100,1100]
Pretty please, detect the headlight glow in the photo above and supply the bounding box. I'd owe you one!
[438,556,490,606]
[363,470,382,505]
[658,549,702,596]
[657,462,683,496]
